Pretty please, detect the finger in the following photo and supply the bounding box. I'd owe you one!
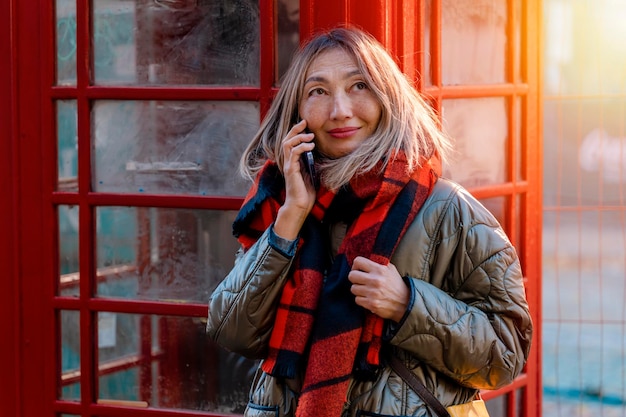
[284,133,314,154]
[352,257,389,276]
[351,256,372,272]
[287,120,312,140]
[348,269,368,285]
[353,295,371,311]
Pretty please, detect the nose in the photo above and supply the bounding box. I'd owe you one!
[330,92,353,120]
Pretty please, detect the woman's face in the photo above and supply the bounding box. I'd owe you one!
[298,48,382,158]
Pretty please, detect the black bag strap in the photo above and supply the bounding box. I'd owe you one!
[388,354,451,417]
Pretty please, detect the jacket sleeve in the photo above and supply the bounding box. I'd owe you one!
[388,187,533,390]
[206,227,294,359]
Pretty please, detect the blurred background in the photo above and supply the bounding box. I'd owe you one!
[542,0,626,416]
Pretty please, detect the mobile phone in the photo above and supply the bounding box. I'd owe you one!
[301,150,319,189]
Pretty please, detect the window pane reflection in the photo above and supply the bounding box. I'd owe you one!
[57,100,78,192]
[276,0,299,84]
[60,310,80,400]
[92,100,258,196]
[95,207,239,303]
[442,98,508,187]
[93,0,260,86]
[441,0,507,85]
[59,205,80,297]
[97,312,257,412]
[56,0,77,85]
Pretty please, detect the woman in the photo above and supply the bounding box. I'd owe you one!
[207,27,532,417]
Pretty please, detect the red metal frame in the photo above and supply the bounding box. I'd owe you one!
[3,0,542,416]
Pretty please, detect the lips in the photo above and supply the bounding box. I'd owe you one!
[327,126,360,138]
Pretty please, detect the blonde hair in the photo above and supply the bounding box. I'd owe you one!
[240,26,452,191]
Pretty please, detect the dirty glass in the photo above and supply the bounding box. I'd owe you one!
[442,97,508,187]
[57,100,78,192]
[276,0,299,84]
[96,312,257,412]
[56,0,77,85]
[60,310,80,400]
[92,100,257,196]
[59,205,79,297]
[92,0,260,85]
[441,0,507,85]
[94,206,239,303]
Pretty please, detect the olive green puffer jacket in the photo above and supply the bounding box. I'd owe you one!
[207,177,533,417]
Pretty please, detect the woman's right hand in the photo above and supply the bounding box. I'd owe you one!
[273,120,316,240]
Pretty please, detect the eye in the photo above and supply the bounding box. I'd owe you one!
[355,82,368,90]
[309,87,326,96]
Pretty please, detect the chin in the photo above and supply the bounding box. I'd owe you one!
[321,147,357,159]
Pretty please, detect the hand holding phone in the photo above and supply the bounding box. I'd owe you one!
[301,150,319,189]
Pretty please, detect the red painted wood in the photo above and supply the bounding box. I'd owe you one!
[14,0,49,414]
[0,0,19,414]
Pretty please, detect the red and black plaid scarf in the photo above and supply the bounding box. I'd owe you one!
[233,152,439,417]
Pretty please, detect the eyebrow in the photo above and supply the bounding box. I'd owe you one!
[304,70,363,85]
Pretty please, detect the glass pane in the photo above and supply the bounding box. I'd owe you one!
[93,0,260,86]
[276,0,299,84]
[485,395,505,417]
[97,313,257,412]
[442,98,508,187]
[59,205,80,297]
[60,310,80,400]
[514,0,523,83]
[514,194,522,250]
[515,387,524,417]
[423,0,433,86]
[479,196,507,229]
[57,100,78,192]
[515,97,523,182]
[92,1,135,84]
[441,0,507,85]
[95,207,239,303]
[92,100,258,196]
[56,0,77,85]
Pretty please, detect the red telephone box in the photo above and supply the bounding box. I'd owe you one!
[2,0,542,416]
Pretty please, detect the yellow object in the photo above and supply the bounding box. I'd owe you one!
[446,398,490,417]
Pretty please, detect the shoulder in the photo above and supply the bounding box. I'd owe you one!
[417,177,502,236]
[422,178,517,272]
[394,177,513,276]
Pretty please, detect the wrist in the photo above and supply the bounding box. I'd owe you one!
[274,205,308,240]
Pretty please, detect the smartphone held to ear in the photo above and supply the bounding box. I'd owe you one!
[301,150,319,189]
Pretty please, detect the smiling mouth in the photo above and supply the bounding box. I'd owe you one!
[328,127,359,138]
